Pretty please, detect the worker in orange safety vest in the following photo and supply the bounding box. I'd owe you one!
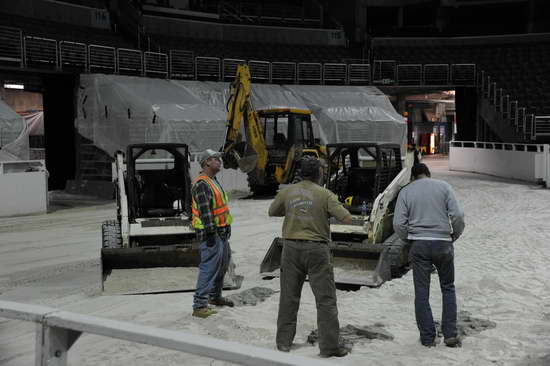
[191,149,234,318]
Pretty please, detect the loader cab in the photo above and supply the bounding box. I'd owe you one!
[126,143,192,222]
[259,110,315,153]
[326,143,402,215]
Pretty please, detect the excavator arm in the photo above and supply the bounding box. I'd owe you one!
[222,64,268,177]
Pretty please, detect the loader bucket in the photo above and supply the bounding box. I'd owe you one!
[101,244,243,295]
[260,236,406,288]
[260,238,284,276]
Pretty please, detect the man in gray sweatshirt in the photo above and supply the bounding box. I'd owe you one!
[393,163,465,348]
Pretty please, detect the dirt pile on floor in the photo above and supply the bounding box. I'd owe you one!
[307,323,394,348]
[435,310,497,337]
[227,286,277,306]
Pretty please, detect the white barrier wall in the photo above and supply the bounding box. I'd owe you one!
[449,141,550,187]
[0,160,48,217]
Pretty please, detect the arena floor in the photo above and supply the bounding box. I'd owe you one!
[1,158,550,366]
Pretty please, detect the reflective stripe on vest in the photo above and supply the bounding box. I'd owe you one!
[191,175,233,229]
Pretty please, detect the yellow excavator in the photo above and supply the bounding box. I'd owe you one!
[222,64,325,195]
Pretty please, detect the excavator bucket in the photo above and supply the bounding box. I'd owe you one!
[101,244,243,295]
[260,234,408,288]
[237,154,257,173]
[237,143,258,173]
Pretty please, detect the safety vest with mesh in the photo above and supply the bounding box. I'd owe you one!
[191,175,233,230]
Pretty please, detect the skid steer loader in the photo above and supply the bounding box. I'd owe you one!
[101,143,243,295]
[260,142,414,288]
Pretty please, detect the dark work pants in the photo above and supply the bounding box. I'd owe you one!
[410,240,457,344]
[276,240,340,353]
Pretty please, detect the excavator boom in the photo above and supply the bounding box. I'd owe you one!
[223,64,268,176]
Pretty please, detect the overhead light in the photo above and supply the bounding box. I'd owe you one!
[4,83,24,90]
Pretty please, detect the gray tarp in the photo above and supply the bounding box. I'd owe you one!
[77,75,227,156]
[24,111,44,136]
[0,99,29,161]
[285,85,406,146]
[76,75,406,156]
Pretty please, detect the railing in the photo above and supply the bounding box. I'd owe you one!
[0,25,23,66]
[7,23,482,89]
[424,64,449,85]
[525,113,534,140]
[323,63,347,85]
[0,300,335,366]
[59,41,87,71]
[477,70,550,141]
[195,56,221,80]
[117,48,143,76]
[348,63,371,85]
[373,60,396,85]
[451,64,476,85]
[397,64,422,85]
[517,107,526,134]
[272,62,296,84]
[223,58,246,81]
[248,60,271,83]
[535,116,550,137]
[144,51,168,78]
[510,100,518,128]
[88,44,116,73]
[297,62,322,84]
[169,49,194,79]
[24,36,58,69]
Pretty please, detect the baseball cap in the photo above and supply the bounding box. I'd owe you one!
[198,149,222,166]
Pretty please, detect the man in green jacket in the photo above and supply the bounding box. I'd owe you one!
[269,156,353,358]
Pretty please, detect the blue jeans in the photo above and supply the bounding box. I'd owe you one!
[193,234,231,309]
[410,240,457,344]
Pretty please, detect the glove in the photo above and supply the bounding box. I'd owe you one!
[218,226,231,241]
[205,232,218,247]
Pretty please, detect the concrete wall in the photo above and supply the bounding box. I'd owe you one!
[143,15,346,46]
[449,142,550,186]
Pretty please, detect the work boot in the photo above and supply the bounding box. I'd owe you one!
[444,337,462,348]
[192,307,217,318]
[277,344,290,352]
[209,297,234,307]
[319,347,349,358]
[420,338,437,347]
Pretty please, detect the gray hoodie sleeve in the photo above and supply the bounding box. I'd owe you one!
[446,185,465,240]
[392,189,409,241]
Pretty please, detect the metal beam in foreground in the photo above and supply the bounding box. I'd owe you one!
[0,300,338,366]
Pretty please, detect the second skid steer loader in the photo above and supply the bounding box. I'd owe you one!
[101,143,243,295]
[260,142,414,288]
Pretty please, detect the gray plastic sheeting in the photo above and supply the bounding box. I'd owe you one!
[285,85,406,146]
[75,75,406,157]
[0,99,29,161]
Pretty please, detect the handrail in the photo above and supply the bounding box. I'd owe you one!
[0,300,336,366]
